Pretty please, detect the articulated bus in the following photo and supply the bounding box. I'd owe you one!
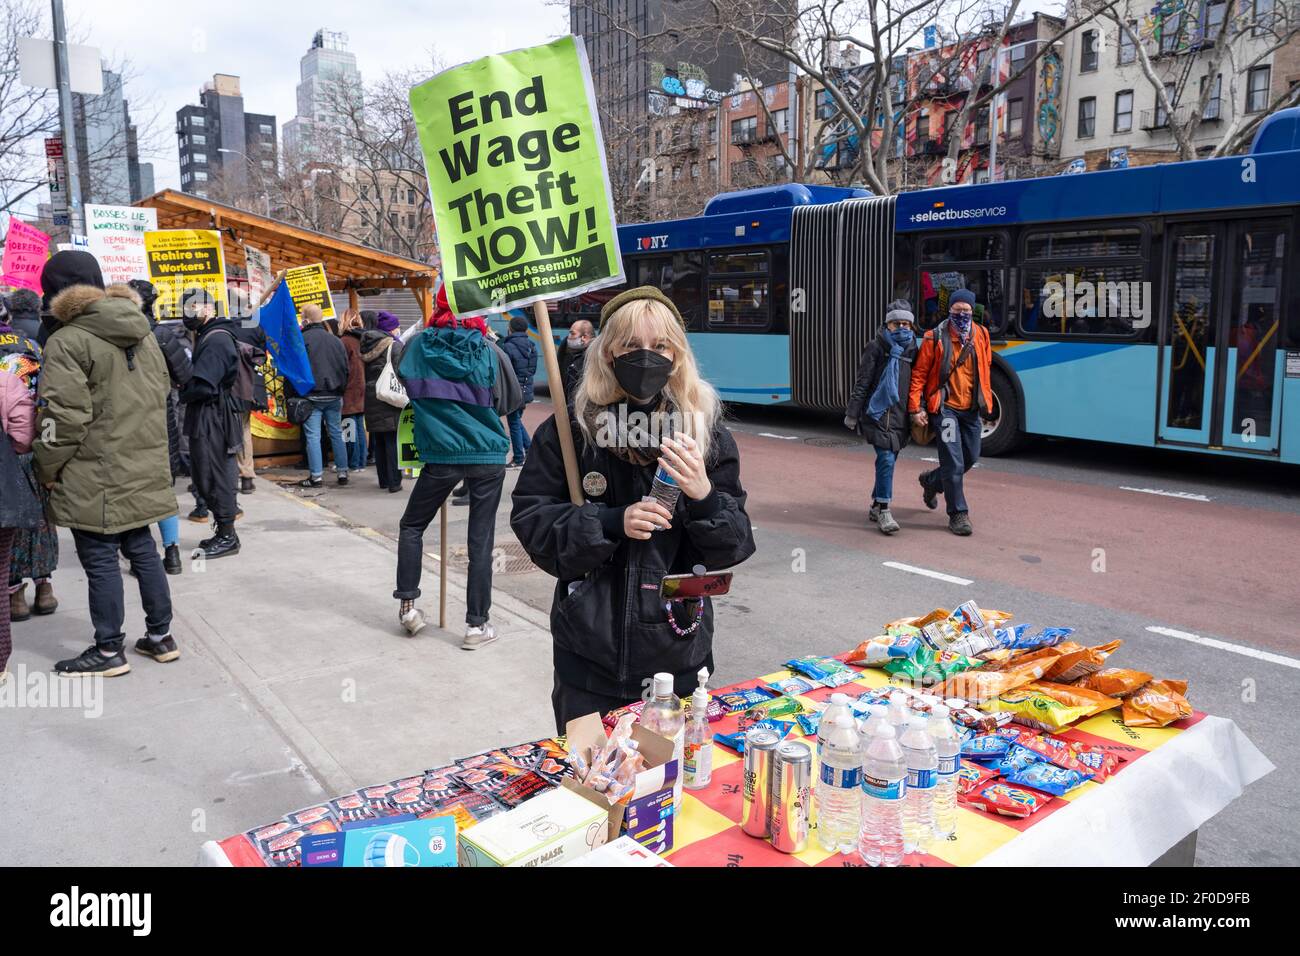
[542,107,1300,462]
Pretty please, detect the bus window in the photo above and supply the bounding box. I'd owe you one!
[893,234,915,306]
[1020,225,1148,338]
[672,251,704,330]
[920,235,1004,263]
[920,269,1007,334]
[707,249,771,331]
[1228,222,1287,442]
[637,255,674,292]
[708,251,769,274]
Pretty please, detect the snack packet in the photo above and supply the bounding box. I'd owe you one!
[997,742,1045,775]
[1122,679,1192,728]
[982,681,1117,732]
[766,675,821,696]
[1002,760,1091,796]
[935,650,1059,703]
[1080,667,1152,698]
[848,633,923,667]
[714,686,775,713]
[1027,681,1122,715]
[962,782,1048,819]
[962,734,1011,760]
[885,647,977,687]
[601,700,645,729]
[714,719,794,753]
[1065,742,1123,782]
[744,695,806,722]
[1010,731,1096,778]
[947,628,1003,659]
[1043,639,1122,683]
[908,608,952,629]
[795,711,821,738]
[956,762,1000,796]
[998,625,1074,651]
[981,609,1014,628]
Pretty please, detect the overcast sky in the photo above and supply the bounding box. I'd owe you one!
[65,0,569,193]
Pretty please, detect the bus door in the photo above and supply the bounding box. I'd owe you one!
[1158,220,1288,453]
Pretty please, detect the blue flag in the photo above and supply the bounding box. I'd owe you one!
[255,282,314,396]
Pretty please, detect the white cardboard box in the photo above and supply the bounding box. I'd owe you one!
[564,835,674,867]
[457,786,609,868]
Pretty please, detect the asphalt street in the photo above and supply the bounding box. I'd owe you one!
[292,397,1299,866]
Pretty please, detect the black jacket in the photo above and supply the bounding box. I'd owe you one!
[557,339,587,402]
[300,322,349,399]
[511,414,755,700]
[845,328,918,453]
[180,318,241,438]
[151,320,192,390]
[500,331,537,403]
[359,329,401,433]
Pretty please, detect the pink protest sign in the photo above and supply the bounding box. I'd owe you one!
[2,218,50,294]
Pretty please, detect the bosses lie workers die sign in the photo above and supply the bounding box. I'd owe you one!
[409,36,624,315]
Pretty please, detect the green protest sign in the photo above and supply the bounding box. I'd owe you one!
[409,36,623,315]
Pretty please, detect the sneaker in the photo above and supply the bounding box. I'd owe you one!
[507,460,524,469]
[299,476,323,489]
[877,508,900,535]
[9,584,30,622]
[202,532,241,559]
[948,511,973,536]
[163,544,183,575]
[462,622,498,650]
[867,501,883,524]
[34,581,58,614]
[134,633,181,663]
[187,506,211,522]
[240,477,255,494]
[337,473,349,486]
[55,645,130,677]
[919,473,939,511]
[400,606,427,636]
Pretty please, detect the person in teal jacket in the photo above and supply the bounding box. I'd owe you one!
[392,284,522,646]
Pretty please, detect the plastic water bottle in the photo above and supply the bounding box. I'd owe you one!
[647,464,681,518]
[817,693,852,756]
[859,704,888,740]
[641,672,685,810]
[900,714,938,854]
[815,715,861,854]
[859,723,907,867]
[887,692,912,734]
[928,704,962,840]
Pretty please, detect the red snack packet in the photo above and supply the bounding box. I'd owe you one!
[956,762,999,796]
[1065,741,1122,781]
[1013,731,1095,778]
[962,782,1049,819]
[602,700,645,729]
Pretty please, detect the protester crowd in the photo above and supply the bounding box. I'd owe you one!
[2,250,989,731]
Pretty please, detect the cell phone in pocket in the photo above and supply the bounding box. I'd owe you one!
[659,571,733,601]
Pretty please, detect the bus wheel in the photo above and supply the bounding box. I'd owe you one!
[981,370,1023,457]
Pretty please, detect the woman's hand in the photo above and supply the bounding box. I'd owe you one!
[624,500,674,540]
[658,433,712,501]
[911,410,928,427]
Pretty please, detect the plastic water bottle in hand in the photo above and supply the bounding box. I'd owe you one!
[928,704,962,840]
[816,715,862,854]
[647,463,681,519]
[859,723,907,867]
[900,714,938,855]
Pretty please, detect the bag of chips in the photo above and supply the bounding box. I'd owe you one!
[962,734,1011,760]
[848,632,923,667]
[935,650,1059,703]
[1011,731,1097,779]
[1002,760,1092,796]
[997,742,1045,775]
[962,782,1049,819]
[986,681,1118,732]
[1122,679,1192,728]
[766,675,821,696]
[982,609,1014,628]
[1043,639,1122,683]
[1029,681,1122,715]
[885,646,978,687]
[714,719,794,753]
[1064,742,1123,782]
[947,628,1004,659]
[714,686,775,713]
[1080,667,1152,698]
[956,762,1000,796]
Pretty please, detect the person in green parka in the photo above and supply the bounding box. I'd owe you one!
[33,251,180,677]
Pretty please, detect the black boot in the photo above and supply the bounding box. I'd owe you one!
[163,544,183,575]
[202,524,241,559]
[240,476,255,494]
[187,504,210,522]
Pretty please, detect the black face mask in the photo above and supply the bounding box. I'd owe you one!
[182,313,207,332]
[613,349,673,401]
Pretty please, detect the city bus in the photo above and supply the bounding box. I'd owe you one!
[543,107,1300,462]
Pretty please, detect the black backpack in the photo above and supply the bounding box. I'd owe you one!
[213,329,263,409]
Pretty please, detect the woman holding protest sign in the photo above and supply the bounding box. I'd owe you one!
[510,287,756,731]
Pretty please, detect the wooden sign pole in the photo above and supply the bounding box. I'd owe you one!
[531,301,583,505]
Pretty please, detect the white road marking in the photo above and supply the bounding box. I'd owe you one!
[758,432,800,440]
[882,561,973,586]
[1145,626,1300,671]
[1120,486,1212,502]
[921,457,939,462]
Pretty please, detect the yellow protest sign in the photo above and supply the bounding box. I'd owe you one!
[143,229,229,319]
[283,263,335,319]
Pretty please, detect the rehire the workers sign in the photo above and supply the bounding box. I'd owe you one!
[408,35,623,315]
[143,229,229,319]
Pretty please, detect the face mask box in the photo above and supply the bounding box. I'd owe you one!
[564,712,679,853]
[563,834,675,867]
[300,815,456,867]
[457,785,609,868]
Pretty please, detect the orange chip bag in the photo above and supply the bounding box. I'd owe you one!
[1081,667,1153,698]
[1122,679,1192,728]
[935,651,1060,703]
[982,609,1014,627]
[1024,680,1121,716]
[981,645,1063,673]
[1043,639,1122,683]
[909,608,951,629]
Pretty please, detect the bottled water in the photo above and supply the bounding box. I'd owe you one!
[859,723,907,867]
[641,672,685,810]
[816,715,861,854]
[900,714,938,854]
[817,693,852,757]
[647,464,681,517]
[886,692,911,734]
[928,704,962,840]
[859,704,888,740]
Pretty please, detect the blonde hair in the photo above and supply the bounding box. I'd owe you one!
[338,308,362,334]
[301,304,324,324]
[575,297,721,460]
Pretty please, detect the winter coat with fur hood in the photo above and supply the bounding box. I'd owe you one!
[33,283,176,533]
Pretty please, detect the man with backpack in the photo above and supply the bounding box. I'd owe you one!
[179,288,244,559]
[907,289,993,536]
[499,314,537,467]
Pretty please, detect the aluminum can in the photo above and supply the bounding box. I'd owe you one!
[770,740,812,853]
[740,727,780,838]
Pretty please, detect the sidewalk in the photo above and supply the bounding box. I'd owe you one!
[1,477,558,866]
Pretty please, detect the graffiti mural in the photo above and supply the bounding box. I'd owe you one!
[1036,49,1062,149]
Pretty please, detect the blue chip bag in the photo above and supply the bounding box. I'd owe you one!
[796,712,821,738]
[1002,760,1092,796]
[766,676,820,697]
[784,657,833,682]
[993,624,1030,649]
[1013,626,1076,651]
[962,734,1010,759]
[714,686,775,713]
[997,743,1044,775]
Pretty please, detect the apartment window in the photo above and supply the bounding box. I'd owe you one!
[1010,42,1028,75]
[1205,1,1226,41]
[190,114,205,128]
[180,153,189,166]
[1078,97,1096,137]
[259,123,273,135]
[407,188,416,205]
[1008,98,1024,137]
[192,152,207,165]
[406,213,415,228]
[191,133,206,146]
[1246,66,1271,112]
[261,160,273,170]
[672,165,682,180]
[389,212,398,227]
[1254,0,1274,36]
[691,162,700,178]
[1202,74,1222,119]
[1081,30,1099,72]
[1156,83,1177,126]
[654,129,663,150]
[1160,12,1183,54]
[193,170,207,182]
[731,116,757,144]
[708,157,717,178]
[361,185,369,199]
[390,186,398,202]
[181,172,189,185]
[768,108,788,137]
[1119,23,1137,64]
[1115,90,1134,132]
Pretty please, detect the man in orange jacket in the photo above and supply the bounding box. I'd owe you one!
[907,289,992,536]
